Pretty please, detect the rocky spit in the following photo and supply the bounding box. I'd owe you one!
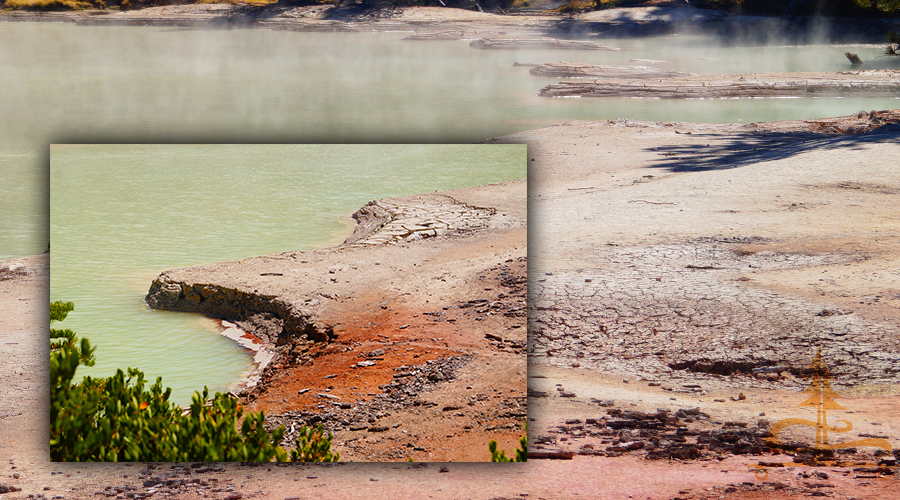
[538,70,900,99]
[143,180,527,461]
[529,62,693,79]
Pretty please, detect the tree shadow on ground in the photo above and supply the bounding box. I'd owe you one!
[645,124,900,173]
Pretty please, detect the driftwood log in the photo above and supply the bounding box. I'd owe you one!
[530,62,693,79]
[527,450,576,460]
[470,37,619,50]
[845,52,863,65]
[539,71,900,99]
[403,31,464,40]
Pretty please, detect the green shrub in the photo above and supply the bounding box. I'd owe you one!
[289,424,339,462]
[3,0,103,10]
[50,301,334,462]
[489,423,527,462]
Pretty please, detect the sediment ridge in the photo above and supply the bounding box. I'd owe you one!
[529,61,693,79]
[539,69,900,99]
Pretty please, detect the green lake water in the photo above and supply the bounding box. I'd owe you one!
[49,144,525,404]
[3,24,898,258]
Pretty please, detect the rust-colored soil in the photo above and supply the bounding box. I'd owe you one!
[245,258,529,462]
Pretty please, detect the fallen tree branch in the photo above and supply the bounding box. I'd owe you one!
[527,450,576,460]
[628,200,676,205]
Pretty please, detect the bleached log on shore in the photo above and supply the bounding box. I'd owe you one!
[530,62,693,79]
[539,72,900,98]
[403,31,465,40]
[470,37,619,50]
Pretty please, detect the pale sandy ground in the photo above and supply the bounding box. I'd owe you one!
[3,113,900,498]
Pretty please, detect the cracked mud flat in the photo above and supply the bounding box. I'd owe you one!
[491,113,900,392]
[490,113,900,497]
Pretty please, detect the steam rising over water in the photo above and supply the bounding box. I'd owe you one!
[2,23,898,257]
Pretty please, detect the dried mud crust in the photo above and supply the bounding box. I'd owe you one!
[344,193,497,246]
[530,237,900,389]
[495,114,900,496]
[500,113,900,396]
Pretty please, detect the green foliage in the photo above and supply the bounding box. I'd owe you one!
[3,0,104,10]
[489,423,527,462]
[49,301,335,463]
[855,0,900,13]
[555,0,595,13]
[289,424,339,462]
[51,301,94,367]
[693,0,900,15]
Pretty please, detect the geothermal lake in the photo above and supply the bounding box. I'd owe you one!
[3,23,898,258]
[3,22,897,402]
[50,144,526,404]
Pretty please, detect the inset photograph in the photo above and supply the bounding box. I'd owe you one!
[50,144,526,462]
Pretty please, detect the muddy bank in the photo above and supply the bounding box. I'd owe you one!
[3,5,899,44]
[539,69,900,98]
[144,180,527,461]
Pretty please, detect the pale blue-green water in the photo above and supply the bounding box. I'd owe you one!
[50,144,525,404]
[2,23,898,258]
